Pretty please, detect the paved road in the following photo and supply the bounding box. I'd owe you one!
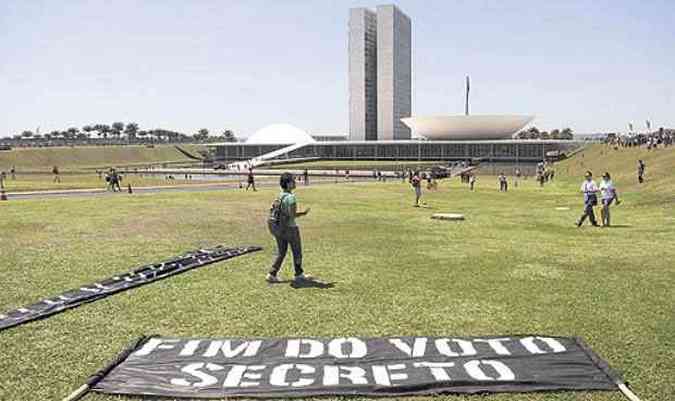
[3,177,372,200]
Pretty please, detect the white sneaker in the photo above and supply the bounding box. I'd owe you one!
[293,273,311,282]
[266,273,281,283]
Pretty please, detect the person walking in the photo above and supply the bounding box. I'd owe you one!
[110,168,122,192]
[52,166,61,183]
[514,168,521,187]
[10,165,15,180]
[498,172,508,192]
[267,173,311,283]
[469,174,476,191]
[246,168,257,191]
[577,171,600,227]
[411,171,423,207]
[637,160,646,184]
[303,169,309,186]
[599,172,621,227]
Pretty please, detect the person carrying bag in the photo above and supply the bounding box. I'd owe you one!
[266,173,311,283]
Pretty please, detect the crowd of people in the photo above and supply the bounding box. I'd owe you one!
[605,130,673,149]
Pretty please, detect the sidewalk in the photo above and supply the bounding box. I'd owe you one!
[4,177,372,200]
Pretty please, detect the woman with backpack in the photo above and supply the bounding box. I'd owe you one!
[267,172,311,283]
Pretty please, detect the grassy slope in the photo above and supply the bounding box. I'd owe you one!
[0,144,205,171]
[0,145,673,400]
[555,144,675,195]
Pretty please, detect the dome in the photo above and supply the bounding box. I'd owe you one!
[246,124,316,145]
[401,115,534,140]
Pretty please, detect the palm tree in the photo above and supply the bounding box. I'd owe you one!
[112,121,125,133]
[110,122,124,140]
[21,130,34,139]
[124,122,139,142]
[561,128,574,140]
[194,128,209,142]
[527,126,540,140]
[99,124,111,140]
[222,129,237,142]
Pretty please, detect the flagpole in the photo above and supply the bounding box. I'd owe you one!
[465,75,470,116]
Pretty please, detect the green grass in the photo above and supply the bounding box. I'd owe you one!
[0,145,673,400]
[0,173,244,192]
[0,144,205,171]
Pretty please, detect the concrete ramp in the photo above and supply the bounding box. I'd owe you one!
[228,142,312,170]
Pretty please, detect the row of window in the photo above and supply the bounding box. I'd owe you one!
[214,143,557,161]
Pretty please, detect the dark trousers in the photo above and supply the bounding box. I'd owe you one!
[269,226,303,277]
[601,198,614,226]
[500,181,507,191]
[578,202,598,226]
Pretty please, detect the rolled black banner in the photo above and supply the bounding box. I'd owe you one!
[0,246,262,332]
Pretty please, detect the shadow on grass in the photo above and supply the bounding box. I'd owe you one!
[290,278,336,290]
[603,224,633,229]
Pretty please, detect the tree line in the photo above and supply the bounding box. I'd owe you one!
[4,123,238,145]
[514,127,574,140]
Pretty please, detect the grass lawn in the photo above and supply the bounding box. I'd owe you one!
[0,145,673,400]
[0,144,205,171]
[1,173,243,192]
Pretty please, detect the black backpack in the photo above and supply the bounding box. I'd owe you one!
[267,194,290,236]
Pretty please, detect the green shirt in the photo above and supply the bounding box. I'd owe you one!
[280,191,297,227]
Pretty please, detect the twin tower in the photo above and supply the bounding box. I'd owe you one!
[349,5,411,141]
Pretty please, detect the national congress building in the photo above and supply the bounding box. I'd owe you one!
[209,4,578,165]
[349,5,411,141]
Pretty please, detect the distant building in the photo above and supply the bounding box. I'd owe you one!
[311,133,349,142]
[349,4,411,141]
[349,7,378,141]
[377,5,411,141]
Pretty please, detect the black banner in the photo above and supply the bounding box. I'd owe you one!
[92,335,622,398]
[0,246,261,332]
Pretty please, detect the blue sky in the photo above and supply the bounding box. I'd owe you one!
[1,0,673,138]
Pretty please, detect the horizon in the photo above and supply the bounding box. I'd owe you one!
[1,0,674,138]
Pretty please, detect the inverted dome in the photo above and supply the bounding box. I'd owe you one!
[246,124,316,145]
[401,115,534,140]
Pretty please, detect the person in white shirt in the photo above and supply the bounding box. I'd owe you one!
[599,172,621,227]
[577,171,600,227]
